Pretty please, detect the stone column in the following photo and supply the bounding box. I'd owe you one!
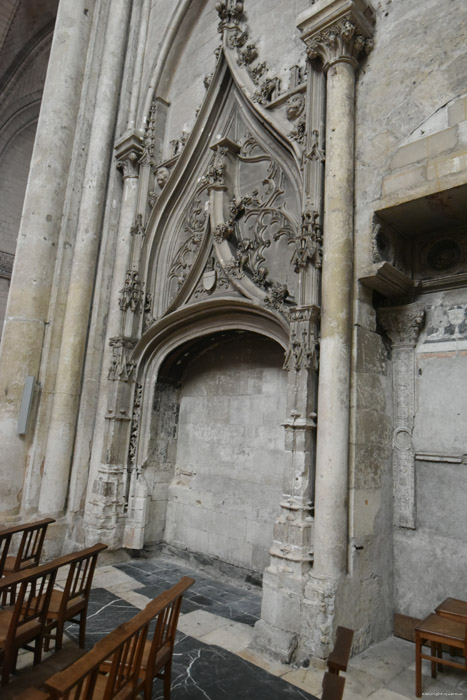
[0,0,95,518]
[379,305,425,529]
[38,0,133,516]
[299,0,375,579]
[297,0,375,656]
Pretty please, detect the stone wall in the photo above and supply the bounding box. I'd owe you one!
[160,334,287,573]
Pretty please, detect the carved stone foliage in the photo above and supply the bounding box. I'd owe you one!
[119,270,144,314]
[284,305,320,371]
[128,383,143,470]
[167,191,209,303]
[108,337,137,382]
[215,0,244,32]
[379,307,425,348]
[209,134,310,310]
[201,147,227,188]
[306,17,373,71]
[141,99,158,168]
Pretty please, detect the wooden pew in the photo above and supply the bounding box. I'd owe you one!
[39,576,195,699]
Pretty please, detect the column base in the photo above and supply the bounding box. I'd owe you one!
[300,572,341,659]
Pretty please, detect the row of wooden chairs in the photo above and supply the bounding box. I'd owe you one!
[17,576,194,699]
[415,597,467,697]
[0,543,107,685]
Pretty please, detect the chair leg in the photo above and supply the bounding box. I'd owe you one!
[34,635,43,665]
[437,642,443,673]
[430,641,437,678]
[78,609,86,648]
[55,620,64,651]
[415,633,422,698]
[163,660,172,700]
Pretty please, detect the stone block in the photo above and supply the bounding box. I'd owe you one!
[427,149,467,181]
[426,125,458,159]
[448,96,467,126]
[390,139,428,170]
[382,165,426,198]
[355,409,392,446]
[355,327,387,375]
[351,442,390,490]
[351,488,382,538]
[355,372,387,412]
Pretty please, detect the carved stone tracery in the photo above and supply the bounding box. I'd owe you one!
[108,337,137,382]
[119,270,144,313]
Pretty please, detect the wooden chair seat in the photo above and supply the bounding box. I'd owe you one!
[47,589,86,618]
[0,608,42,644]
[3,556,35,574]
[415,612,467,697]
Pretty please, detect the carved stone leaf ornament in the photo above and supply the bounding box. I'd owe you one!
[128,383,143,470]
[119,270,144,313]
[306,17,373,70]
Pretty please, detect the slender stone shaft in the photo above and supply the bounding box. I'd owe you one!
[313,60,356,577]
[39,0,132,515]
[0,0,94,517]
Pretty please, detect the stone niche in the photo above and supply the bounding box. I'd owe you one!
[370,185,467,621]
[144,330,287,575]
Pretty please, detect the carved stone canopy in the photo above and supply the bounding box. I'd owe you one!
[297,0,375,72]
[115,130,144,179]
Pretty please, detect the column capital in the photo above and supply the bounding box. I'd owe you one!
[298,0,375,72]
[379,304,425,348]
[115,129,144,179]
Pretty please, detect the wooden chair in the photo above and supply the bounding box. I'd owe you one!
[43,543,108,651]
[1,518,55,605]
[1,518,55,576]
[415,612,467,697]
[327,626,354,676]
[43,601,155,699]
[135,576,194,700]
[321,670,346,700]
[0,530,13,578]
[0,561,57,686]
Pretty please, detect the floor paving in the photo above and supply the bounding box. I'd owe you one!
[5,554,467,698]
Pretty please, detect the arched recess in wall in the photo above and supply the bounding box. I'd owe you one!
[127,8,304,571]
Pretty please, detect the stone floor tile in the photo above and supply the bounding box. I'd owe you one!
[92,564,145,592]
[178,609,229,638]
[236,646,291,677]
[343,667,384,698]
[199,619,254,653]
[367,690,421,700]
[349,636,414,683]
[281,666,324,696]
[116,588,153,609]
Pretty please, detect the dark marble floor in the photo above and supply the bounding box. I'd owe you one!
[116,558,262,626]
[65,557,319,700]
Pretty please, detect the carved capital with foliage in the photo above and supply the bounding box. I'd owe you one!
[379,306,425,348]
[298,0,375,73]
[115,131,144,180]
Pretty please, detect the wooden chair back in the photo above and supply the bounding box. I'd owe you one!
[0,531,12,577]
[61,544,107,607]
[139,576,194,699]
[2,518,55,574]
[0,562,58,685]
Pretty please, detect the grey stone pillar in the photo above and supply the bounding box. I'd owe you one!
[38,0,133,516]
[379,305,425,529]
[297,0,375,656]
[0,0,94,518]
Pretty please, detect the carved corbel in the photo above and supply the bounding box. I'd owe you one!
[115,131,144,180]
[379,305,425,529]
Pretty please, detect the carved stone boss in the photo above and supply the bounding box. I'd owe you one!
[379,305,425,529]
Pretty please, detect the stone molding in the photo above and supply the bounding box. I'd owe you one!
[298,0,375,72]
